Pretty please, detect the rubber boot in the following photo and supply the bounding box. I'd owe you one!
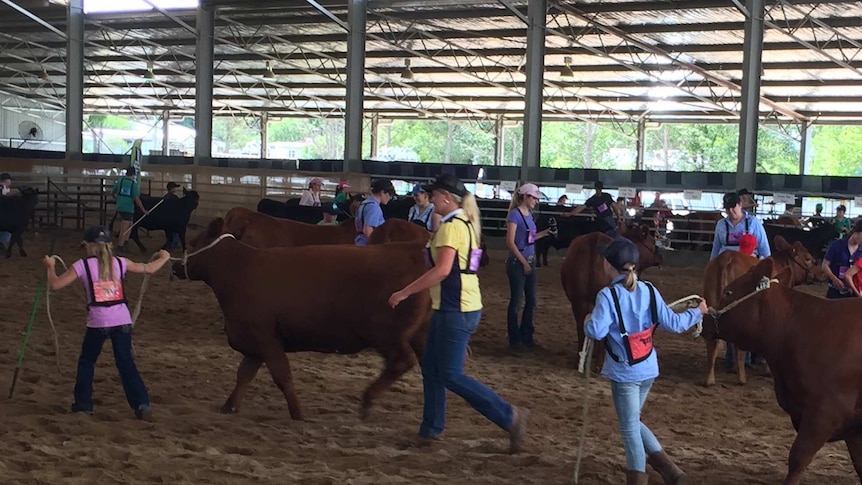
[626,470,649,485]
[647,450,686,484]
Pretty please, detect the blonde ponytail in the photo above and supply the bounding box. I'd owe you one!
[622,263,638,292]
[452,191,482,245]
[87,242,115,281]
[508,191,524,211]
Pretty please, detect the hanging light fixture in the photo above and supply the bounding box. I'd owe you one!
[39,66,50,81]
[560,56,575,78]
[144,61,155,82]
[401,59,414,80]
[263,60,276,81]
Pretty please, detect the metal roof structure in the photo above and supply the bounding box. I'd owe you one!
[1,0,862,125]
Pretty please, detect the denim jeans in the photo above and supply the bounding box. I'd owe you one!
[419,310,514,438]
[72,324,150,413]
[611,379,663,472]
[0,231,10,248]
[506,256,537,347]
[601,216,619,238]
[167,232,181,248]
[724,343,753,369]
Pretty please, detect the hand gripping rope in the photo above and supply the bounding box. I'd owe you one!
[571,293,705,484]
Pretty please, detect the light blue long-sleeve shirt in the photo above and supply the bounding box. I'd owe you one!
[709,213,771,260]
[585,275,703,383]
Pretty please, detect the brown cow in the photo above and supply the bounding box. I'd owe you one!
[702,236,825,386]
[714,263,862,485]
[172,219,432,420]
[220,206,356,248]
[367,218,432,244]
[560,224,663,365]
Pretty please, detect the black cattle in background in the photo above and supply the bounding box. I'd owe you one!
[764,221,836,261]
[0,187,38,258]
[256,197,357,224]
[534,214,605,267]
[110,189,201,253]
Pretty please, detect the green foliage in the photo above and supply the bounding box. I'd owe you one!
[213,117,257,152]
[809,125,862,176]
[539,122,636,169]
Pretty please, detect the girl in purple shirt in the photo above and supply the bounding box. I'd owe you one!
[43,225,171,420]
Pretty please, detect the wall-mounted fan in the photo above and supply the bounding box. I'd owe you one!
[17,121,43,148]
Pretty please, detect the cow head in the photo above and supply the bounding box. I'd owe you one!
[625,223,663,272]
[172,217,225,280]
[719,260,792,313]
[773,235,826,284]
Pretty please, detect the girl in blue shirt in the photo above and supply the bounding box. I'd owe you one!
[585,237,707,485]
[505,183,552,350]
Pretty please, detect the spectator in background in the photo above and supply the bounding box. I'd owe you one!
[807,203,827,228]
[737,188,757,214]
[111,167,147,253]
[832,204,852,239]
[299,178,322,207]
[0,172,20,250]
[163,182,182,249]
[822,219,862,299]
[334,181,351,205]
[710,192,770,260]
[408,184,441,232]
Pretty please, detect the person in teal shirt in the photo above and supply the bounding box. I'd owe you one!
[832,204,852,239]
[334,181,350,205]
[111,167,147,252]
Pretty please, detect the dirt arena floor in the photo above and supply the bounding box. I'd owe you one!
[0,230,856,484]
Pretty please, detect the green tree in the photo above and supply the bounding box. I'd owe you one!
[810,125,862,176]
[756,126,799,175]
[213,117,258,153]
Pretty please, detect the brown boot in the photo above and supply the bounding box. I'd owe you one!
[625,470,649,485]
[647,450,686,484]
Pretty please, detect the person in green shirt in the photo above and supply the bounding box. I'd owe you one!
[317,203,340,226]
[111,167,147,252]
[334,181,350,205]
[832,204,852,239]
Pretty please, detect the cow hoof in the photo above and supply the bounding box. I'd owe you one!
[219,403,238,414]
[703,379,715,387]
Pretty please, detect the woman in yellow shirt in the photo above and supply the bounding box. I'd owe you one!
[389,174,529,453]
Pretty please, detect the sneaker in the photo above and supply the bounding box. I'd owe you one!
[70,404,93,416]
[135,404,153,422]
[509,406,530,454]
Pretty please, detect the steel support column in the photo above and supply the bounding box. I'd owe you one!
[798,120,812,175]
[343,0,366,173]
[194,0,214,164]
[65,0,83,160]
[736,0,764,190]
[370,115,379,159]
[494,116,504,166]
[635,118,646,170]
[520,0,546,183]
[162,110,170,155]
[261,112,268,159]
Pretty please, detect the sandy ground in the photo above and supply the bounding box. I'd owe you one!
[0,230,857,485]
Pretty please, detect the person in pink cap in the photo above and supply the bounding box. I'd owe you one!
[334,180,351,205]
[505,183,553,351]
[299,177,322,207]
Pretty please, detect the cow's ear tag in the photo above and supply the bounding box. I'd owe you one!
[756,277,771,291]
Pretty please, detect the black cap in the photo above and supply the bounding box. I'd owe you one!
[83,225,111,243]
[723,192,741,210]
[597,236,639,272]
[737,188,751,196]
[166,181,180,190]
[838,204,847,212]
[322,203,340,215]
[371,179,396,195]
[421,173,468,197]
[0,172,10,181]
[125,167,136,176]
[594,180,604,190]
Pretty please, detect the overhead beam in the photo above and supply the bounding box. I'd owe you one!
[305,0,349,31]
[0,0,66,38]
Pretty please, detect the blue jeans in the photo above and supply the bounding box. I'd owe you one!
[420,310,514,438]
[611,379,663,472]
[72,324,150,413]
[506,255,537,346]
[167,232,181,247]
[0,231,10,248]
[602,216,619,237]
[725,343,753,369]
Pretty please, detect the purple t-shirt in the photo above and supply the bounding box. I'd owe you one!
[507,208,537,259]
[72,257,133,328]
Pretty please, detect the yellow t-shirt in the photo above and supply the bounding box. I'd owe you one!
[428,213,482,312]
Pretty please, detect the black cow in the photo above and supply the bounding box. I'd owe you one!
[764,221,835,261]
[381,196,413,220]
[0,187,38,258]
[256,198,353,224]
[111,189,200,253]
[534,214,605,267]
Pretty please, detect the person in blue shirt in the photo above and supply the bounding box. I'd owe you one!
[354,179,395,246]
[505,183,553,350]
[407,184,441,232]
[822,219,862,299]
[710,192,771,260]
[585,237,707,485]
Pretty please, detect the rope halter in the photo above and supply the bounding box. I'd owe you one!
[170,233,237,281]
[707,276,779,334]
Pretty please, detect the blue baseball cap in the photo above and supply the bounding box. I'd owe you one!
[412,184,425,196]
[596,237,639,272]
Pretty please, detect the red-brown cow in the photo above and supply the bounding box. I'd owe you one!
[172,219,431,420]
[701,236,825,386]
[220,206,356,248]
[367,218,432,244]
[714,262,861,485]
[560,224,663,365]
